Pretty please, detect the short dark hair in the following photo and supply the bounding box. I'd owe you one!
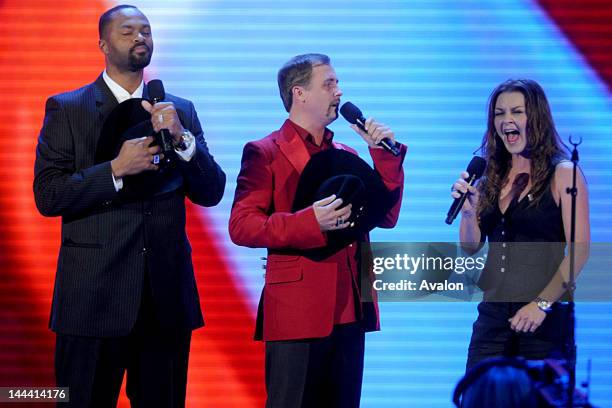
[99,5,139,39]
[454,358,537,408]
[277,53,330,112]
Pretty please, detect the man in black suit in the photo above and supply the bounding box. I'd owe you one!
[33,5,226,407]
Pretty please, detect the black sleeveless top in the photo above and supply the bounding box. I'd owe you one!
[478,172,566,302]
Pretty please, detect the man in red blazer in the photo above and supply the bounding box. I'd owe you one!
[229,53,406,407]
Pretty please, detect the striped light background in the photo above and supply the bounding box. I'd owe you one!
[0,0,611,407]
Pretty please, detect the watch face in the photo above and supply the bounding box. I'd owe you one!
[538,300,552,311]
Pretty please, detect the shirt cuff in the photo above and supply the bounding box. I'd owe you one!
[112,173,123,191]
[175,132,196,161]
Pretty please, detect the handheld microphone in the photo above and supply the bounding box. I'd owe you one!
[147,79,174,165]
[340,102,401,156]
[445,156,486,225]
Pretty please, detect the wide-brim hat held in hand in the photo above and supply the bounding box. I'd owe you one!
[292,149,396,260]
[96,98,180,201]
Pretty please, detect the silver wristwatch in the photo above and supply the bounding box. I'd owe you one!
[535,297,553,312]
[174,129,195,152]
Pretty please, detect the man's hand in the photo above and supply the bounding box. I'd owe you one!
[350,118,395,149]
[111,136,162,178]
[508,302,547,333]
[142,100,184,142]
[313,195,352,232]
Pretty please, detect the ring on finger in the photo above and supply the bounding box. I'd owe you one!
[158,114,164,124]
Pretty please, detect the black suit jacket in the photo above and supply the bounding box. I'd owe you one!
[33,75,226,337]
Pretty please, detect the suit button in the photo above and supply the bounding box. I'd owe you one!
[144,211,152,216]
[141,247,149,254]
[102,200,112,206]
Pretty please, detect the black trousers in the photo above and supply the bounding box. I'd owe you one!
[265,322,365,408]
[467,302,571,370]
[55,279,191,408]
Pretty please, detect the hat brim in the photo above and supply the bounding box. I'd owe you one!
[292,149,395,260]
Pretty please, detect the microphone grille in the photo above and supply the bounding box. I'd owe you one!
[148,79,165,101]
[339,102,363,124]
[467,156,487,180]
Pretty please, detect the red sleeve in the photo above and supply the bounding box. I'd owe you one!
[229,141,327,249]
[369,143,407,228]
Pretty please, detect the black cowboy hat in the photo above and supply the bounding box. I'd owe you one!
[291,148,398,260]
[95,98,181,201]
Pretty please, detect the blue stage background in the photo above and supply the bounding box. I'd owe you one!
[133,1,612,406]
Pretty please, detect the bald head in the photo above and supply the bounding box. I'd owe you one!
[99,4,141,40]
[98,5,152,74]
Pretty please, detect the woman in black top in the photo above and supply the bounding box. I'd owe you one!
[451,79,590,369]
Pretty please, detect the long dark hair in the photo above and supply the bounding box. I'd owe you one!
[477,79,568,216]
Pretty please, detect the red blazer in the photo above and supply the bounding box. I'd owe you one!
[229,120,406,341]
